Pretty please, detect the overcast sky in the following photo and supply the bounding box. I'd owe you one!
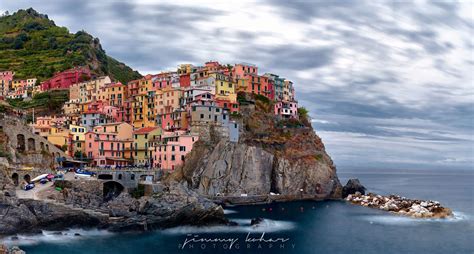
[1,0,473,171]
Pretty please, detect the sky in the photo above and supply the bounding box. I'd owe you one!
[1,0,473,171]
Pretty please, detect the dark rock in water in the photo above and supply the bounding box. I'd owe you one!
[250,217,264,226]
[11,236,19,240]
[228,221,239,226]
[342,179,366,198]
[74,233,81,236]
[51,231,62,235]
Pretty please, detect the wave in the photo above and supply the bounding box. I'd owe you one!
[360,211,470,226]
[223,209,238,214]
[162,218,296,235]
[1,229,114,247]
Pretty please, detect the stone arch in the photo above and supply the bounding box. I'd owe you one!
[103,181,124,201]
[23,174,31,183]
[40,142,44,151]
[98,174,113,180]
[27,138,35,151]
[118,173,123,180]
[17,134,25,152]
[12,173,19,186]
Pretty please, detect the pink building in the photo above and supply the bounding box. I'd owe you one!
[0,71,14,96]
[274,101,299,119]
[85,126,133,166]
[150,131,199,171]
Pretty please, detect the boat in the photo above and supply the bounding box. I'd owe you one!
[24,183,35,191]
[74,172,92,178]
[31,174,48,182]
[75,169,96,177]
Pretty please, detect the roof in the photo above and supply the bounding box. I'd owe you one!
[133,127,159,134]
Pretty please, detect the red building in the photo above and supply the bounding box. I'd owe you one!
[41,67,91,91]
[179,73,190,87]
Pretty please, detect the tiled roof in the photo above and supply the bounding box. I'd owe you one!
[133,127,158,134]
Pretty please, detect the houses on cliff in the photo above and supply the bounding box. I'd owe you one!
[2,61,299,170]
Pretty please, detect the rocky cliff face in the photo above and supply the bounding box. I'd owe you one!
[0,165,227,235]
[173,95,342,200]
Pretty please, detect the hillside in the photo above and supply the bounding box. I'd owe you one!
[0,8,142,83]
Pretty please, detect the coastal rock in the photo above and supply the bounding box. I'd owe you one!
[346,192,452,219]
[9,246,26,254]
[342,179,366,198]
[173,98,342,201]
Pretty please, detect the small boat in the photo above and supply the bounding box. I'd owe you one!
[75,169,95,177]
[74,173,92,178]
[31,174,48,182]
[46,174,55,181]
[24,183,35,191]
[40,178,48,184]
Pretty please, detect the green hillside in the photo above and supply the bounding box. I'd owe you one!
[0,8,142,83]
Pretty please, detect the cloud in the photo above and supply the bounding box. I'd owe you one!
[1,0,472,170]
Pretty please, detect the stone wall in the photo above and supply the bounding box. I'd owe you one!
[0,114,69,168]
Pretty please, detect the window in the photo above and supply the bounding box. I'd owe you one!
[181,155,185,161]
[200,114,204,119]
[172,146,175,152]
[171,155,175,161]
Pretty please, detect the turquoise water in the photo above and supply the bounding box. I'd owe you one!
[6,168,474,253]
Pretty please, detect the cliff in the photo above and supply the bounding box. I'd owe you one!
[171,94,342,202]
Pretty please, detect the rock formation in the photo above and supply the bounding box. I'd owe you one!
[345,192,453,219]
[342,178,366,198]
[0,164,227,235]
[173,95,342,201]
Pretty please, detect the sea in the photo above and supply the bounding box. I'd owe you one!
[3,168,473,254]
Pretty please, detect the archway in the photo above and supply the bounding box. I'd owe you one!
[40,142,44,151]
[12,173,19,186]
[98,174,113,180]
[118,174,123,180]
[23,174,31,183]
[103,181,124,202]
[45,144,49,151]
[17,134,25,152]
[27,138,35,151]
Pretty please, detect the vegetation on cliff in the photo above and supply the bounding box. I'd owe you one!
[6,90,68,113]
[0,8,142,83]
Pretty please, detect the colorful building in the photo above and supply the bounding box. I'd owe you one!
[133,127,161,166]
[40,67,91,91]
[150,131,199,171]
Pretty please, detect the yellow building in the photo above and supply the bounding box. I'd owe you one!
[212,73,236,102]
[69,124,86,154]
[133,127,161,166]
[47,127,71,154]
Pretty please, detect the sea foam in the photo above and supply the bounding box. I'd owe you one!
[162,218,296,235]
